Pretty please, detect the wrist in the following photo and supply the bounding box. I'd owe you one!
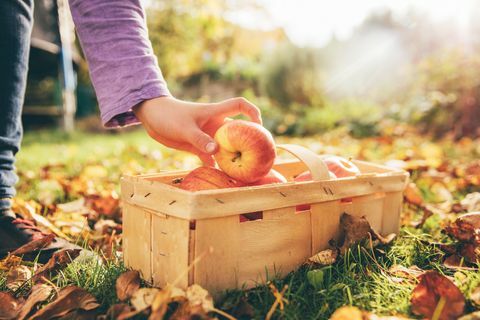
[133,96,173,118]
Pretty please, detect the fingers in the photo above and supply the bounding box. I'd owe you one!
[210,97,262,125]
[184,127,218,155]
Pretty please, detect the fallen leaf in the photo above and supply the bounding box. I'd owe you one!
[130,288,160,311]
[185,284,214,312]
[411,270,465,320]
[149,287,173,320]
[339,213,372,254]
[17,284,53,320]
[0,255,22,271]
[6,265,32,291]
[28,286,100,320]
[116,270,141,302]
[445,212,480,243]
[32,249,82,282]
[309,249,338,265]
[461,193,480,212]
[84,192,119,217]
[329,306,364,320]
[0,292,21,319]
[10,234,55,256]
[405,183,424,206]
[106,304,135,319]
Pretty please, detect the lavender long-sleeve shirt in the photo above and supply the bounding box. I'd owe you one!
[69,0,170,128]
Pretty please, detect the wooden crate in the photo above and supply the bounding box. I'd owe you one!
[121,144,409,295]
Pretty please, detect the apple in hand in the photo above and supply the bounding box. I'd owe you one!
[178,166,242,191]
[323,156,360,178]
[214,120,276,183]
[249,169,287,186]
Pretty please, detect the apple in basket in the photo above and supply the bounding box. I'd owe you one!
[178,166,242,191]
[249,169,287,186]
[323,156,360,178]
[214,120,276,184]
[294,170,336,211]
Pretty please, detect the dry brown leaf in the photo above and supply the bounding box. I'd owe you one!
[185,284,214,312]
[309,249,338,265]
[410,270,465,320]
[0,255,22,271]
[149,287,172,320]
[28,286,100,320]
[17,284,53,320]
[461,193,480,212]
[116,270,141,302]
[32,249,81,282]
[445,212,480,243]
[0,292,21,320]
[10,234,55,256]
[339,214,372,254]
[84,192,119,217]
[6,265,31,291]
[130,288,160,311]
[405,183,424,206]
[105,304,135,320]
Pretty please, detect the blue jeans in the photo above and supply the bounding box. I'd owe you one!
[0,0,34,211]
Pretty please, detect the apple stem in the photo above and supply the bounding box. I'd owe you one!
[231,151,242,162]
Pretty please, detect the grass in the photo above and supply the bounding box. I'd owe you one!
[6,127,480,319]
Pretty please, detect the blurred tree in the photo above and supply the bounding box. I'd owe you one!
[259,44,324,109]
[409,51,480,139]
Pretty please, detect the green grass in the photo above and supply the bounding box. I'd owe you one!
[6,128,480,319]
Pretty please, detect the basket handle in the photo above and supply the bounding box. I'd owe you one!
[276,144,331,181]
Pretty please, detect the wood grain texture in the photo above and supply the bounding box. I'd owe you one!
[311,200,343,254]
[236,207,311,288]
[151,214,190,289]
[122,203,152,282]
[382,192,404,234]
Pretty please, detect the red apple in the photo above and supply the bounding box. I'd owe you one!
[249,169,287,186]
[294,170,336,182]
[214,120,276,183]
[178,166,241,191]
[323,156,360,178]
[294,170,336,211]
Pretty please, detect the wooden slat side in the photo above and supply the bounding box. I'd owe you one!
[122,203,152,283]
[382,191,404,234]
[237,207,311,289]
[310,201,342,254]
[187,174,408,220]
[151,215,190,289]
[194,215,240,295]
[349,193,385,231]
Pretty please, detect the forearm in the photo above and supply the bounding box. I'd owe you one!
[69,0,170,127]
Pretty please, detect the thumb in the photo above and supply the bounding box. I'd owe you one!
[185,128,218,155]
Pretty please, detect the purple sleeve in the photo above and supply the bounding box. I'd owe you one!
[69,0,171,128]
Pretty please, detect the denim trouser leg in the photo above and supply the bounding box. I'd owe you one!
[0,0,34,211]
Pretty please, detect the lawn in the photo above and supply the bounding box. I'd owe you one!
[1,124,480,319]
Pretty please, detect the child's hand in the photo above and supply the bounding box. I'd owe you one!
[133,96,262,166]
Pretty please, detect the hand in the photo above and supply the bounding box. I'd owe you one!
[133,96,262,166]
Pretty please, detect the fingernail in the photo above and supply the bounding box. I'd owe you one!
[205,142,216,153]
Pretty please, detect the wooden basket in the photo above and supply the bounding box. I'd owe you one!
[121,144,409,295]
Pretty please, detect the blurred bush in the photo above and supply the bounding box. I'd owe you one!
[259,44,324,108]
[405,51,480,139]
